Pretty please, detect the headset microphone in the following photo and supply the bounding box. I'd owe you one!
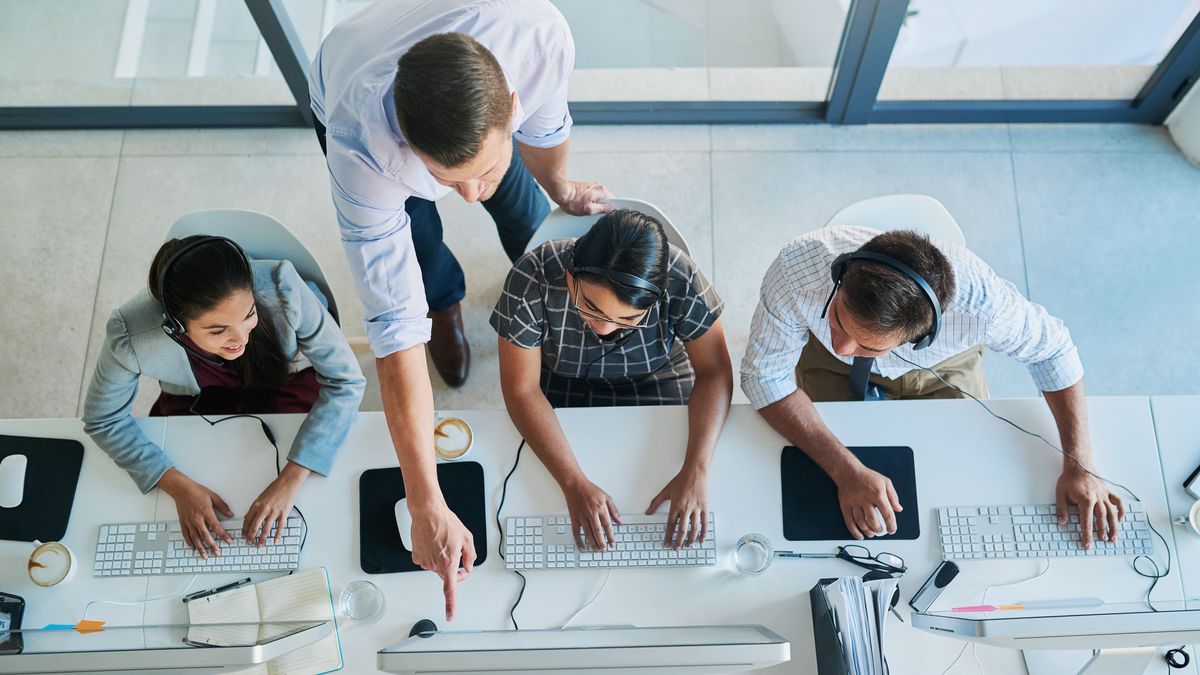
[157,236,251,368]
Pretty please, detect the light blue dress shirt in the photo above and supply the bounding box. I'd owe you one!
[308,0,575,358]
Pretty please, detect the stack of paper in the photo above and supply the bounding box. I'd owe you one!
[818,576,901,675]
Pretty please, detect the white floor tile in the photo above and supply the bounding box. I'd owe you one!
[1009,124,1179,153]
[0,157,117,418]
[712,124,1012,153]
[0,131,124,158]
[1014,151,1200,396]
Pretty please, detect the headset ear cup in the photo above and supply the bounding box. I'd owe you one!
[830,253,851,284]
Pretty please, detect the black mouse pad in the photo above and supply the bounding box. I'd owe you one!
[781,445,920,541]
[359,462,488,574]
[0,435,84,542]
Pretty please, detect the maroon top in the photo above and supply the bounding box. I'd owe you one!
[150,335,320,417]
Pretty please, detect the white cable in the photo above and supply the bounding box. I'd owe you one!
[83,575,199,621]
[561,569,613,629]
[936,561,1050,674]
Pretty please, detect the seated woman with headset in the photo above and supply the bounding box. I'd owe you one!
[83,235,365,558]
[491,209,732,552]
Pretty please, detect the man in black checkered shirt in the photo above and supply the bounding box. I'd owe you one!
[491,210,732,552]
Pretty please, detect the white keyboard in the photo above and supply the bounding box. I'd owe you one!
[503,513,717,571]
[92,517,304,576]
[937,502,1153,560]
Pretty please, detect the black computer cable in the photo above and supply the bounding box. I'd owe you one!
[1166,645,1190,669]
[892,353,1170,609]
[186,393,309,551]
[496,438,528,629]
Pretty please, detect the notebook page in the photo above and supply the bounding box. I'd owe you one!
[186,585,262,648]
[255,569,341,675]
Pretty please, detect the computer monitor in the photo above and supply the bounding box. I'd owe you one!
[0,620,331,674]
[377,624,790,674]
[912,601,1200,675]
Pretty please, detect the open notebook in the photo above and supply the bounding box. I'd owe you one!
[186,567,343,675]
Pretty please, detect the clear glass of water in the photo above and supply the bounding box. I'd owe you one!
[338,579,386,623]
[732,533,773,576]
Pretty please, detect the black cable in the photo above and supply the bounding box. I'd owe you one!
[187,393,308,551]
[1166,645,1190,669]
[892,353,1170,610]
[496,439,527,629]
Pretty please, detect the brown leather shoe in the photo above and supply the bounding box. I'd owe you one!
[428,303,470,387]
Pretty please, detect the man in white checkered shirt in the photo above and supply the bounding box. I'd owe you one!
[742,226,1124,549]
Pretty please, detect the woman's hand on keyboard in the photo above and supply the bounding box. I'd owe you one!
[243,462,310,546]
[157,468,235,558]
[564,478,622,552]
[646,469,709,550]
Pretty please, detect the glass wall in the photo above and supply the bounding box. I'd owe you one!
[880,0,1200,101]
[552,0,849,102]
[2,0,1198,127]
[0,0,294,108]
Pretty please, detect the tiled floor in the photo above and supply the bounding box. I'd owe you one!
[1,123,1198,420]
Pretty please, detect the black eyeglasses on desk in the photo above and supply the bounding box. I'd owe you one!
[776,544,908,576]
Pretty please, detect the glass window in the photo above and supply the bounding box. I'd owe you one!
[0,0,295,108]
[879,0,1200,101]
[553,0,849,102]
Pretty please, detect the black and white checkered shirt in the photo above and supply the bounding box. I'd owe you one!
[491,239,724,408]
[741,226,1084,410]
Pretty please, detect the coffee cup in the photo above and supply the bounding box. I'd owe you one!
[28,540,76,587]
[1174,500,1200,536]
[434,417,473,461]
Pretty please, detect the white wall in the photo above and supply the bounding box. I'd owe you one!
[1167,81,1200,165]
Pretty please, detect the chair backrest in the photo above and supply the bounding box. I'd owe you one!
[165,209,340,323]
[823,194,966,246]
[524,198,691,256]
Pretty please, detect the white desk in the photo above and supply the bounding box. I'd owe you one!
[1149,396,1200,672]
[0,398,1189,674]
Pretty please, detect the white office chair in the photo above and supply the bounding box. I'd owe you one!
[524,198,692,256]
[823,194,966,246]
[166,209,342,325]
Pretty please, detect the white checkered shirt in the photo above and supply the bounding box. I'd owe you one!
[741,226,1084,410]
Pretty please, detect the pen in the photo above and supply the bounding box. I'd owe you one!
[182,577,252,604]
[774,551,837,559]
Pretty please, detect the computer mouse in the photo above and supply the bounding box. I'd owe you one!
[394,498,413,551]
[0,454,28,509]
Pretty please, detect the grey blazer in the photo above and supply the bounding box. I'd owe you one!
[83,259,366,493]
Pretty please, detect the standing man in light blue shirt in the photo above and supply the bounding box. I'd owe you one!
[309,0,612,620]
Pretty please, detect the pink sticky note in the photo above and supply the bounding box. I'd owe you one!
[951,605,998,613]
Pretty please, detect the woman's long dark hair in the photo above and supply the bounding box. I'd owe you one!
[148,236,291,390]
[570,209,669,310]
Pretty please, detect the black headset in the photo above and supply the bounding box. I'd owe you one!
[157,236,251,366]
[566,251,665,300]
[821,250,942,351]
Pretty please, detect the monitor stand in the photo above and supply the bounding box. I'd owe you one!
[1024,647,1156,675]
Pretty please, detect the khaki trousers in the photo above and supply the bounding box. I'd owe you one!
[796,332,989,402]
